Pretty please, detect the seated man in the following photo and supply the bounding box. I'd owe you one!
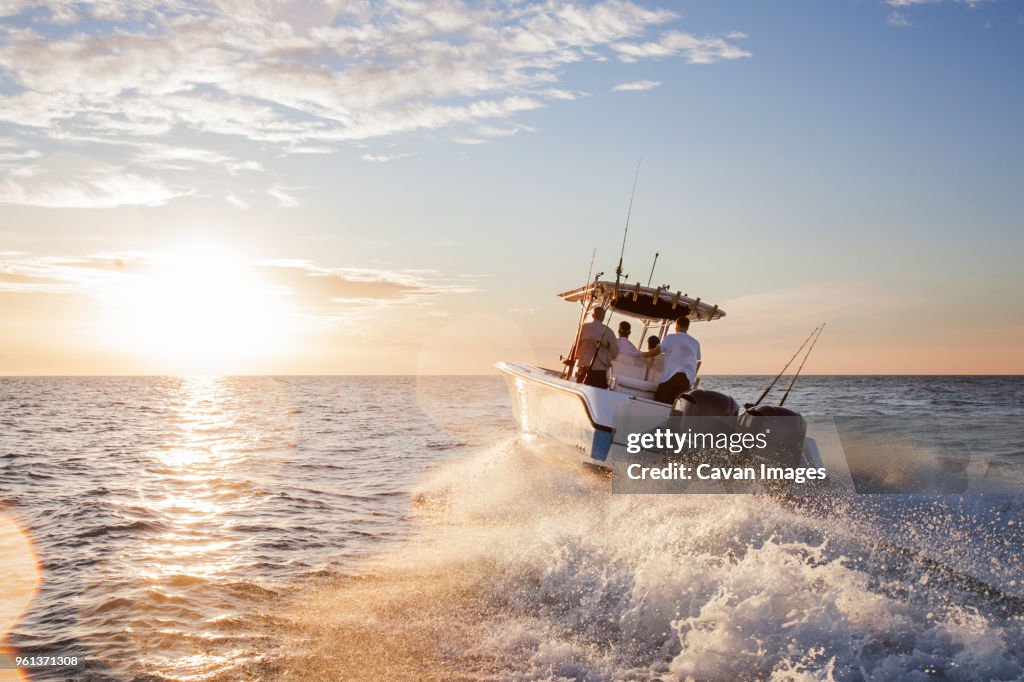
[641,316,700,404]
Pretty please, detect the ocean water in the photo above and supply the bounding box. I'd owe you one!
[0,375,1022,681]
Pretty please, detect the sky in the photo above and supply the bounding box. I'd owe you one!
[0,0,1021,375]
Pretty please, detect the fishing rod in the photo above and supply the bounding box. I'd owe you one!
[562,251,599,379]
[583,162,641,383]
[646,252,659,287]
[614,159,641,293]
[779,324,825,406]
[747,326,819,408]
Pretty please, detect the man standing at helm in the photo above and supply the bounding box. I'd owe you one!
[575,306,619,389]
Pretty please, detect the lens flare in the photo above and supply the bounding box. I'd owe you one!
[0,516,41,681]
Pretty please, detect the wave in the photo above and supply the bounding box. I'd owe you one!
[268,438,1024,681]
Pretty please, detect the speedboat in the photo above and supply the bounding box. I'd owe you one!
[496,278,824,475]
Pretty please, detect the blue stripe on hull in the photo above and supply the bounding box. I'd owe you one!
[591,428,613,462]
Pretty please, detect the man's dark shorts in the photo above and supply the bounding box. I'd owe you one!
[582,369,609,390]
[654,372,691,404]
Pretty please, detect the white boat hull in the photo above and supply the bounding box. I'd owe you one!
[496,360,673,468]
[496,361,825,472]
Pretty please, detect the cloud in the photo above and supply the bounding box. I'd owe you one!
[0,140,252,208]
[474,123,536,138]
[0,148,42,162]
[0,167,190,208]
[612,79,662,91]
[285,145,336,155]
[0,269,62,287]
[267,184,299,207]
[540,88,581,101]
[0,0,745,159]
[0,251,144,294]
[0,251,476,325]
[882,0,989,26]
[227,160,263,174]
[888,0,927,5]
[887,0,985,6]
[132,144,235,169]
[455,122,537,145]
[360,152,416,163]
[225,192,249,209]
[887,11,913,26]
[256,261,474,311]
[613,30,751,64]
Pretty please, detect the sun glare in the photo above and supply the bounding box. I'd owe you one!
[106,245,292,373]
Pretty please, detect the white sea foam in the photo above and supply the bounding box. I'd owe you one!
[285,437,1024,680]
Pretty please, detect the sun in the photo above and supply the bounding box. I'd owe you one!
[105,244,293,373]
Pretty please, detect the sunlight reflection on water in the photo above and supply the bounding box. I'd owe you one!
[85,378,249,678]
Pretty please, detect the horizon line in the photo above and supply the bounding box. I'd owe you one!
[2,373,1022,379]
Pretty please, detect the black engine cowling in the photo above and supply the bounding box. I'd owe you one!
[739,405,808,469]
[671,389,740,417]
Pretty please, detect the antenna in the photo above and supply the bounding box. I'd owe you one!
[646,252,659,287]
[779,324,825,406]
[584,248,596,297]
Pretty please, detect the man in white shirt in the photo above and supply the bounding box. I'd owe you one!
[575,306,619,389]
[641,315,700,404]
[616,321,640,357]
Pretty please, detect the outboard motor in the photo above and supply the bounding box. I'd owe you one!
[739,405,808,469]
[670,390,742,469]
[671,389,740,417]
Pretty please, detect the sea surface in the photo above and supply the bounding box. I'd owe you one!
[1,375,1022,681]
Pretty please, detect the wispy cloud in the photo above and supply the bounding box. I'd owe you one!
[454,123,536,146]
[0,251,476,324]
[0,1,745,156]
[887,0,986,6]
[0,252,146,294]
[255,260,475,309]
[882,0,989,26]
[132,144,234,169]
[613,30,751,64]
[612,79,662,91]
[475,123,536,138]
[888,0,991,8]
[267,184,300,208]
[0,145,42,162]
[360,152,416,163]
[0,2,751,209]
[0,166,190,208]
[225,192,249,210]
[887,11,913,26]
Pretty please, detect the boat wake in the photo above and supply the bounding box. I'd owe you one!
[268,437,1024,681]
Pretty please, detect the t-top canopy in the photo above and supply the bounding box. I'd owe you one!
[558,280,726,322]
